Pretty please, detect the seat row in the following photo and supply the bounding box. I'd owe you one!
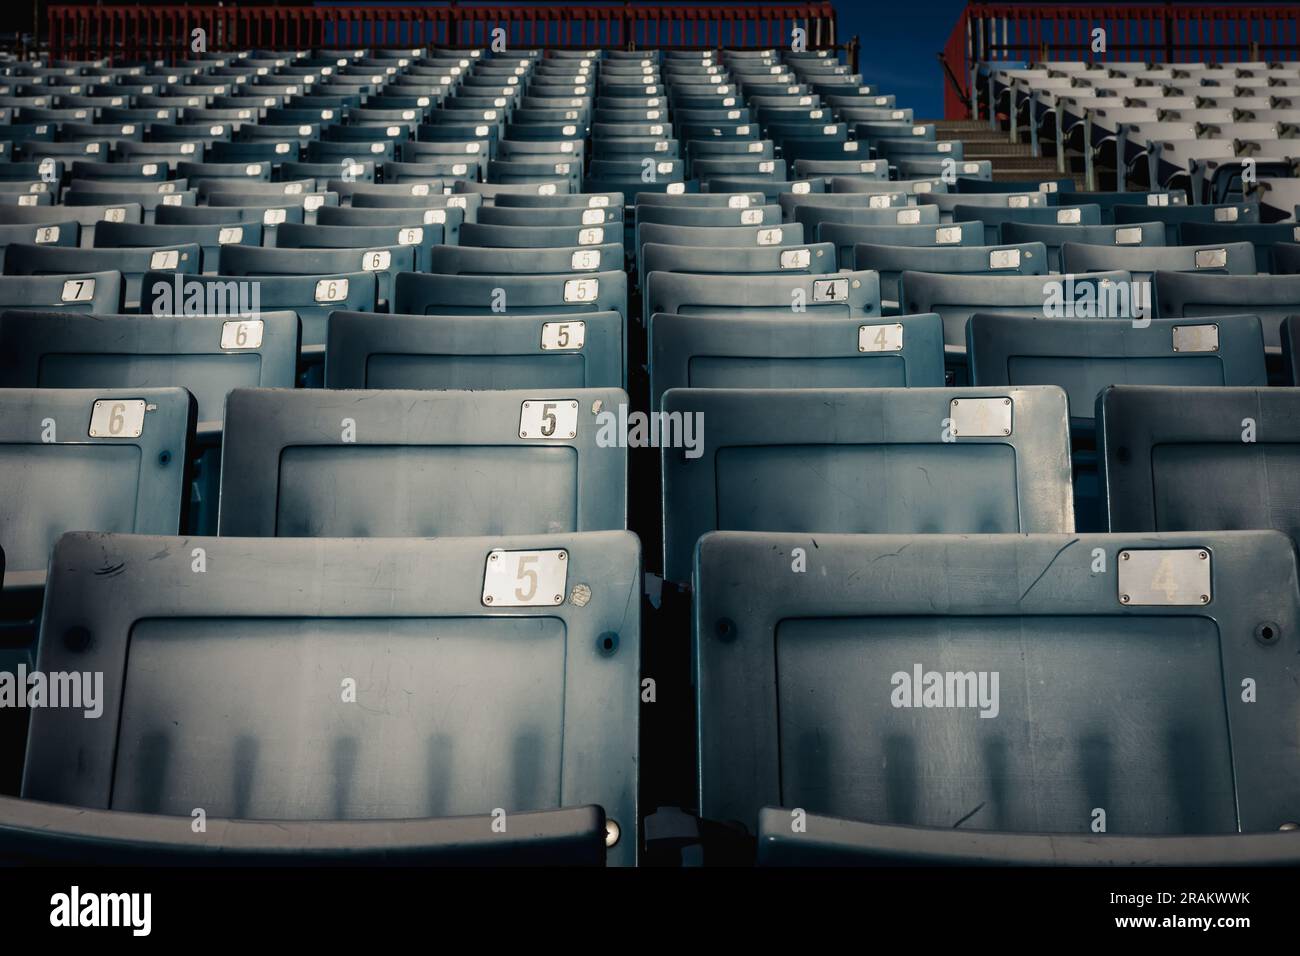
[2,521,1299,866]
[980,59,1300,202]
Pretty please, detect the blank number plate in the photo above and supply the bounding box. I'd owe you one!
[1171,324,1219,353]
[949,397,1012,437]
[1118,549,1211,606]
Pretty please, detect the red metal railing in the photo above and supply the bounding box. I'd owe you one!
[943,2,1300,119]
[47,3,839,63]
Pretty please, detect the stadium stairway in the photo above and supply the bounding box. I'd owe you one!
[933,119,1085,187]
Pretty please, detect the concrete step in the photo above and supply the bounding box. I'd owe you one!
[897,123,1083,189]
[990,169,1073,180]
[961,142,1038,158]
[950,134,1015,146]
[985,157,1063,171]
[992,170,1086,189]
[930,120,995,132]
[988,165,1056,174]
[936,127,1009,141]
[964,152,1040,162]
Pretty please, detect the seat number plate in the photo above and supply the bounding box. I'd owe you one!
[541,321,585,350]
[221,319,264,350]
[482,549,568,607]
[518,399,579,440]
[1118,549,1212,606]
[315,278,349,302]
[563,278,598,302]
[859,323,903,352]
[363,250,391,271]
[89,399,145,438]
[61,278,96,302]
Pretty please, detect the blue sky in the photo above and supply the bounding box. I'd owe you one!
[838,0,971,118]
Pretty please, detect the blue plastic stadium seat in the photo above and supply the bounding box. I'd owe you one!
[648,312,946,412]
[1099,385,1300,553]
[968,312,1269,530]
[899,269,1135,355]
[18,530,639,865]
[1153,270,1300,355]
[141,270,378,357]
[754,809,1300,866]
[999,222,1163,273]
[660,385,1074,583]
[326,311,623,390]
[218,387,628,537]
[4,241,201,311]
[646,269,880,321]
[0,271,123,313]
[0,385,196,789]
[696,530,1300,849]
[0,797,609,866]
[968,313,1269,433]
[0,310,298,437]
[0,387,195,582]
[855,243,1047,310]
[1060,241,1256,284]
